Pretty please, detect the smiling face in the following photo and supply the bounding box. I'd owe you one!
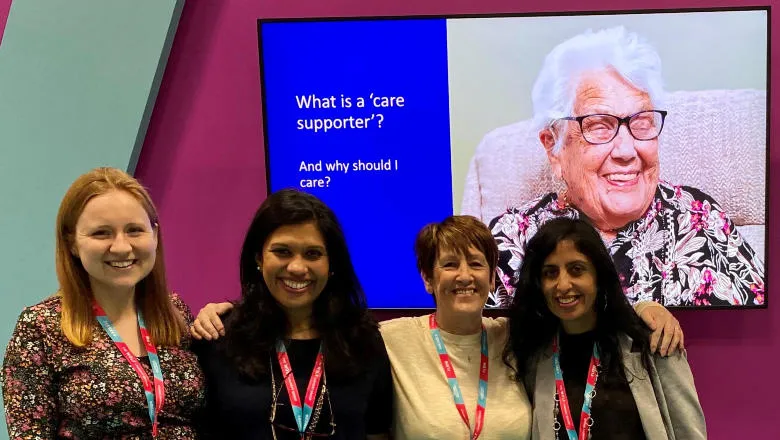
[72,190,158,296]
[424,246,494,317]
[542,68,660,231]
[258,221,330,315]
[541,239,598,333]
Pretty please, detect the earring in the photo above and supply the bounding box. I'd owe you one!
[562,188,572,207]
[556,188,569,210]
[257,265,261,271]
[603,293,608,311]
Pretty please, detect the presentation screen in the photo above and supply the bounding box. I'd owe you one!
[258,7,768,309]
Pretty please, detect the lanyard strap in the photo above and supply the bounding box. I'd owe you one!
[552,333,600,440]
[276,341,325,435]
[429,314,488,440]
[93,302,165,438]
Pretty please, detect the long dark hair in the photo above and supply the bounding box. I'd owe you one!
[222,189,381,380]
[502,217,653,382]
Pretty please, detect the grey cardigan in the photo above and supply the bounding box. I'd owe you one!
[525,334,707,440]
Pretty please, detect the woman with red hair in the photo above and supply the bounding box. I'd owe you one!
[2,167,204,439]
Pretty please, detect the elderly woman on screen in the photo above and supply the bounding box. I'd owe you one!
[489,26,764,308]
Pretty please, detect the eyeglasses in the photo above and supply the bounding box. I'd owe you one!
[269,363,336,439]
[557,110,667,145]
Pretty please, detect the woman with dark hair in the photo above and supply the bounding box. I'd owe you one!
[193,189,392,439]
[504,217,705,440]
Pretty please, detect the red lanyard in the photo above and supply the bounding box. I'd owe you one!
[276,341,325,435]
[429,314,489,440]
[93,302,164,438]
[552,333,600,440]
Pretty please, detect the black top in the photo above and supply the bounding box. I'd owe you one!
[555,331,647,440]
[193,336,393,439]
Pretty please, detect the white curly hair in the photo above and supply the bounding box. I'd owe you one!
[532,26,666,153]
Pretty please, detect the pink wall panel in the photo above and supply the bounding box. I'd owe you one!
[0,0,12,45]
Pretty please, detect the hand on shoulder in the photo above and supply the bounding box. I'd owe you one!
[635,301,685,357]
[190,302,234,340]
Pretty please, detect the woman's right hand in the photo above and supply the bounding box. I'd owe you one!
[190,302,234,340]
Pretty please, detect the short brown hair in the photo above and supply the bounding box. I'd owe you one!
[56,167,183,347]
[415,215,498,281]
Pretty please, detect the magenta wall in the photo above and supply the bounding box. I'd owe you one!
[136,0,778,437]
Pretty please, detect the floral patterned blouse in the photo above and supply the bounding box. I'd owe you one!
[2,293,206,439]
[488,182,765,308]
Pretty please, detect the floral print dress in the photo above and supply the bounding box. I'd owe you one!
[2,293,206,439]
[488,182,765,308]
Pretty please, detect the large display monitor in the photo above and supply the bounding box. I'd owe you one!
[258,7,769,309]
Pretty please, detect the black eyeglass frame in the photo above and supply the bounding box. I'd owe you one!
[557,109,668,145]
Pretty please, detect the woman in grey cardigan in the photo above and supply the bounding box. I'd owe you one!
[503,217,706,440]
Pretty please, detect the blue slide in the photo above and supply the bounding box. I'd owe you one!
[261,19,453,308]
